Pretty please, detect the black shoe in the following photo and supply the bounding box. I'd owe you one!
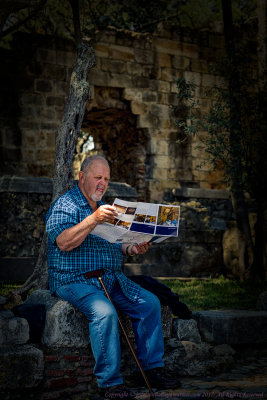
[137,367,181,390]
[100,384,136,399]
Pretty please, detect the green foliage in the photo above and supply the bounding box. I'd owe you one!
[161,276,267,311]
[173,57,265,197]
[2,277,266,311]
[0,0,258,44]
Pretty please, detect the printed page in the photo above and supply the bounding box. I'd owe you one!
[91,198,180,244]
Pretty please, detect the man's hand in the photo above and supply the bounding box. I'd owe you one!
[132,241,151,255]
[123,241,151,256]
[93,205,118,224]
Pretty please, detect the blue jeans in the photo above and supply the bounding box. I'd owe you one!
[56,281,164,388]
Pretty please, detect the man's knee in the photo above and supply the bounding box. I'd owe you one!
[93,299,118,322]
[140,288,162,316]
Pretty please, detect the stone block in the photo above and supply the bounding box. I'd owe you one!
[154,39,183,55]
[163,338,235,377]
[25,290,89,348]
[101,59,126,73]
[191,59,209,73]
[94,43,110,58]
[34,79,54,93]
[0,344,44,389]
[0,296,6,309]
[132,76,150,88]
[36,48,56,64]
[149,80,170,93]
[150,138,169,155]
[194,310,267,344]
[108,44,134,61]
[172,55,190,70]
[170,81,179,93]
[130,101,148,115]
[257,292,267,311]
[172,318,202,344]
[108,73,133,88]
[42,64,67,80]
[161,67,181,82]
[182,43,199,58]
[0,310,29,345]
[56,50,76,67]
[21,93,45,106]
[142,90,157,102]
[123,88,142,101]
[137,112,159,129]
[54,80,68,96]
[126,62,145,76]
[88,69,109,86]
[184,71,202,86]
[156,53,172,67]
[150,104,171,118]
[202,73,216,87]
[46,96,66,107]
[134,48,154,64]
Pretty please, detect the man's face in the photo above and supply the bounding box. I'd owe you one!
[78,160,110,205]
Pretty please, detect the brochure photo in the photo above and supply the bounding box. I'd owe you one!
[91,198,180,244]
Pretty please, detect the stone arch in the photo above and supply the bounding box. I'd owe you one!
[73,87,149,200]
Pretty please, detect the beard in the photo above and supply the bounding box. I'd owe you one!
[91,185,105,202]
[91,192,103,202]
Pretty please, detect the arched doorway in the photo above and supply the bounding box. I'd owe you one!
[73,87,149,200]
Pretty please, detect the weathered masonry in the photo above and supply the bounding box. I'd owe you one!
[0,25,228,201]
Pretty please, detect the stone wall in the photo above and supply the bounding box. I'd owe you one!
[0,26,230,201]
[0,290,240,400]
[0,176,138,282]
[0,176,234,282]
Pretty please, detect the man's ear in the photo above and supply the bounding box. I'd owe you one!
[78,171,84,183]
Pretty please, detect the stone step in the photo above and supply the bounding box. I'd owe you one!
[123,263,182,277]
[194,310,267,345]
[0,310,29,345]
[25,289,172,347]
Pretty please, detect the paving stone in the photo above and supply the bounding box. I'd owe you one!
[25,289,90,347]
[194,310,267,344]
[0,344,44,389]
[0,310,29,345]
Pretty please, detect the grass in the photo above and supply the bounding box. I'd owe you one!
[1,276,267,311]
[159,276,267,311]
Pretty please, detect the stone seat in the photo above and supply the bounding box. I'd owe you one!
[194,309,267,345]
[25,289,172,347]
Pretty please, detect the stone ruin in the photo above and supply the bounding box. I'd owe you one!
[1,289,267,399]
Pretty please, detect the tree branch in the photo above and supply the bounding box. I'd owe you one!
[0,0,47,39]
[69,0,82,45]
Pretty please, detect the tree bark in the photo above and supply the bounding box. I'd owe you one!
[16,1,96,297]
[221,0,255,280]
[252,0,267,278]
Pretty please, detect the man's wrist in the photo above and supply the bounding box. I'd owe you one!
[126,244,135,257]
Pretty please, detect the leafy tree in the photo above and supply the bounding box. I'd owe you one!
[0,0,262,297]
[174,0,266,279]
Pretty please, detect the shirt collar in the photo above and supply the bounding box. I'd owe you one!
[74,184,103,209]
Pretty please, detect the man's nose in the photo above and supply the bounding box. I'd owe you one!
[99,178,106,186]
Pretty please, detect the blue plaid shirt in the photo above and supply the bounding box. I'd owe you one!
[46,184,140,302]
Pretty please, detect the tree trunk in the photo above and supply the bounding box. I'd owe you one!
[16,1,96,298]
[252,0,267,278]
[221,0,255,280]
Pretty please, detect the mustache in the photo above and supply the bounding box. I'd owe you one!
[96,184,105,191]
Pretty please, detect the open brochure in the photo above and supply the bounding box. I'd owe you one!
[91,198,180,244]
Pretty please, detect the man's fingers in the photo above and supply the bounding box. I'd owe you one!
[132,241,151,254]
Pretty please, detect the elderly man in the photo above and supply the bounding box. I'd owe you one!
[46,155,179,399]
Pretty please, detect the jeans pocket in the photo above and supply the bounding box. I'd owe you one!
[55,285,72,301]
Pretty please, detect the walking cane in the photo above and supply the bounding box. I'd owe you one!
[84,269,155,400]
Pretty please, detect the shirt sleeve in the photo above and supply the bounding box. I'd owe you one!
[46,198,78,244]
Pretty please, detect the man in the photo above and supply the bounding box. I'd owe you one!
[46,155,179,399]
